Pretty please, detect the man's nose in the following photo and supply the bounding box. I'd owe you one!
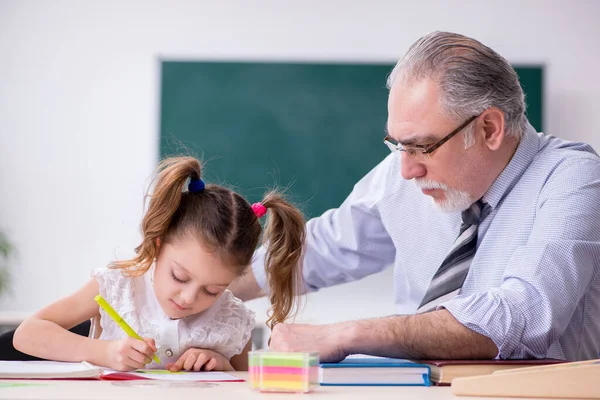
[400,153,427,180]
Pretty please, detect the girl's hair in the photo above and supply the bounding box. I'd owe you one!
[110,156,306,330]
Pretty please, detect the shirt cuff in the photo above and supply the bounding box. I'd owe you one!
[439,289,529,359]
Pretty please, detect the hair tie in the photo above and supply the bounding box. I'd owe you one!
[188,178,205,193]
[251,202,267,218]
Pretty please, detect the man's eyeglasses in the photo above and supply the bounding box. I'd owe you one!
[384,115,479,157]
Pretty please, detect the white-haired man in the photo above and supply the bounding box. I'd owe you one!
[232,31,600,362]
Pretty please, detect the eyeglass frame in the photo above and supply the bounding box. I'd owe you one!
[384,114,479,157]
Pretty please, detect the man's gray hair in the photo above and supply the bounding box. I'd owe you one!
[387,31,527,143]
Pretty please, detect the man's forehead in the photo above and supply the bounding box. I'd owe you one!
[387,79,443,144]
[388,78,440,113]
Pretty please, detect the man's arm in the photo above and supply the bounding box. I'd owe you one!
[270,309,497,362]
[347,310,497,359]
[229,269,264,302]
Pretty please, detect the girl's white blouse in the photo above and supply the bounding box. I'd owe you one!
[90,266,255,368]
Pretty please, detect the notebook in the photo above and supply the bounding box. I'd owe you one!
[0,361,243,382]
[451,358,600,399]
[420,358,565,385]
[319,355,431,386]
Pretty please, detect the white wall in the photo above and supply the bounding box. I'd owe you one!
[1,0,599,325]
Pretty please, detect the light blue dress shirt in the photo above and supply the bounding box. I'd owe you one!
[252,122,600,361]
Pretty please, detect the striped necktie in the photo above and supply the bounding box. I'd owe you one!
[417,199,489,313]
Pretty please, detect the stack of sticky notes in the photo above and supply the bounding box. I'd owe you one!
[248,351,319,393]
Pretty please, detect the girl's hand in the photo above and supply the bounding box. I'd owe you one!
[166,348,233,372]
[103,337,157,371]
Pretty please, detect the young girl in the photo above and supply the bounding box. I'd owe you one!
[14,156,306,372]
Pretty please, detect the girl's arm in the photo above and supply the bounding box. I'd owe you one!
[230,339,252,371]
[13,278,107,365]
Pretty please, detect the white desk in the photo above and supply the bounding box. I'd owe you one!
[0,372,533,400]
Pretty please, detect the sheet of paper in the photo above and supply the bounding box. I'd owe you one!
[0,361,100,378]
[120,370,241,381]
[0,361,241,382]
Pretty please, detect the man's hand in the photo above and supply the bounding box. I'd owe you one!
[166,348,233,372]
[269,322,351,363]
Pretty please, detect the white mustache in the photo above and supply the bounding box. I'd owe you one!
[412,179,449,191]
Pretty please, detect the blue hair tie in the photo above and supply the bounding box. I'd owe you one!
[188,178,205,193]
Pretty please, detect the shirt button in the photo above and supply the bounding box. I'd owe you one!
[165,349,173,357]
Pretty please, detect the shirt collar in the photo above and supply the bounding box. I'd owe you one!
[482,121,540,210]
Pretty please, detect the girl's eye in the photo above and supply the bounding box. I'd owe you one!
[203,288,219,297]
[170,271,187,284]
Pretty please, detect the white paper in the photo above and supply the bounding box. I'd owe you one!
[0,361,101,378]
[0,361,241,382]
[105,370,240,381]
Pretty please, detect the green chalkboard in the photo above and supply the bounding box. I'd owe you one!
[160,61,543,219]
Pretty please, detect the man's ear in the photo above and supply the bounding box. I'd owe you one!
[480,107,505,151]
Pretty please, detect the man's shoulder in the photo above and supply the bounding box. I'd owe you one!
[536,134,599,164]
[530,134,600,176]
[527,134,600,197]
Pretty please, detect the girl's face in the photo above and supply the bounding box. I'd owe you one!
[153,235,238,319]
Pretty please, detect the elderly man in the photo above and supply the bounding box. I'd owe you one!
[232,31,600,362]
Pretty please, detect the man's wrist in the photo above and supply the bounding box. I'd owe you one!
[338,319,364,355]
[337,316,408,358]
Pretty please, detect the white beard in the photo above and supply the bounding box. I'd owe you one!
[412,178,473,213]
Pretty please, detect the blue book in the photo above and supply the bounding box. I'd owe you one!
[319,355,431,386]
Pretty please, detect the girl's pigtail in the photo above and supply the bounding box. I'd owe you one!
[111,156,202,275]
[259,191,306,330]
